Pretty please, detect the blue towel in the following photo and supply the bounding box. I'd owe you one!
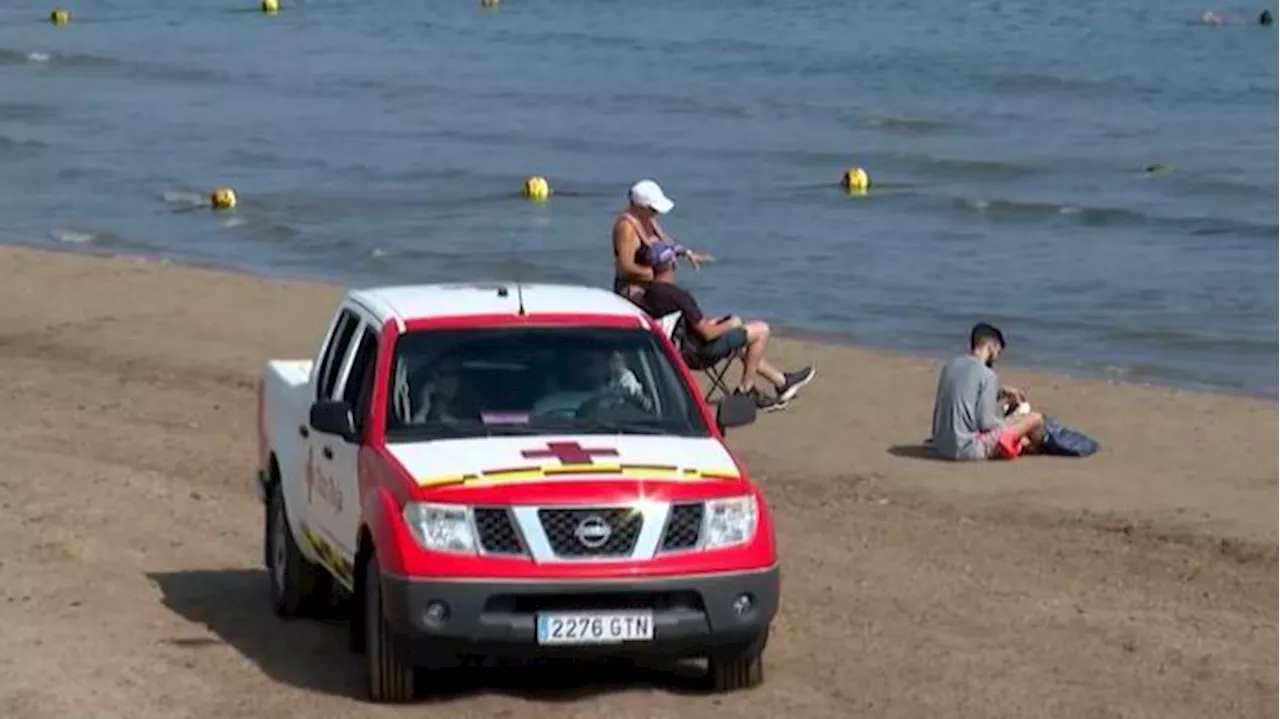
[1040,417,1100,457]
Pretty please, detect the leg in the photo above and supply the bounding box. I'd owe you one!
[962,412,1046,461]
[694,327,780,409]
[1015,414,1048,454]
[735,321,817,402]
[737,321,780,391]
[992,412,1046,459]
[755,358,787,388]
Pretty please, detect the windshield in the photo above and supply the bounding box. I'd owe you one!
[384,325,710,441]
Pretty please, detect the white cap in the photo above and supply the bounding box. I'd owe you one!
[628,179,674,214]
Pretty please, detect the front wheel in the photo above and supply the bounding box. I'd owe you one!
[706,633,767,692]
[364,552,418,702]
[265,483,328,617]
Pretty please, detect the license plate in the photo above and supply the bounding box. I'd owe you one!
[535,611,655,645]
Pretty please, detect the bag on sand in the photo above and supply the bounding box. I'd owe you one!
[1040,417,1100,457]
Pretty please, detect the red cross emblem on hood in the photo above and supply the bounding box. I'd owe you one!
[521,441,619,466]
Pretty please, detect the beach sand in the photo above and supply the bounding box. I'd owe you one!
[0,245,1274,718]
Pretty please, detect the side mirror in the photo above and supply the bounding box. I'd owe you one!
[310,400,358,442]
[715,392,758,433]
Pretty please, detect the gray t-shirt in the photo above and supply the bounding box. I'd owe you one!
[930,354,1006,460]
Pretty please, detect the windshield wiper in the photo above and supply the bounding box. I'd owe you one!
[566,418,671,435]
[388,418,546,440]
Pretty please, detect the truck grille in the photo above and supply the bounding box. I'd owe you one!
[473,508,524,555]
[537,507,642,558]
[659,502,704,551]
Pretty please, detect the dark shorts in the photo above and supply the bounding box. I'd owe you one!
[697,326,748,361]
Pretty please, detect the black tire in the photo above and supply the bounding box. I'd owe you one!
[707,635,767,692]
[265,482,329,618]
[364,552,417,702]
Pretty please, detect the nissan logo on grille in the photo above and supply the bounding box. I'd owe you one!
[574,516,612,548]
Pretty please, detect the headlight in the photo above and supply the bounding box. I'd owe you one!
[403,502,476,554]
[703,495,758,549]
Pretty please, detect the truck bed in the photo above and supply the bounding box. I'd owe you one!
[259,358,315,525]
[268,359,312,389]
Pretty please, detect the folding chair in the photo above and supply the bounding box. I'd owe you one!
[657,311,740,404]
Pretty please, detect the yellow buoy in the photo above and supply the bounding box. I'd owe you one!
[522,176,551,201]
[50,8,70,25]
[261,0,280,14]
[210,187,238,210]
[840,167,870,194]
[480,0,500,7]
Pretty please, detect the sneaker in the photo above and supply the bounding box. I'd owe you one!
[733,386,787,412]
[776,366,816,402]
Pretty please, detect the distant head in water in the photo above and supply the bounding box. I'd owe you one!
[1201,10,1223,24]
[1260,9,1274,25]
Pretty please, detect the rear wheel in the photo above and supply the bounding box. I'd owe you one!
[706,633,767,692]
[265,483,328,617]
[364,552,418,702]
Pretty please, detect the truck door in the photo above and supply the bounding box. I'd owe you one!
[308,312,380,578]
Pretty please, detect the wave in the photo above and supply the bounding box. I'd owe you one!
[0,101,56,122]
[953,196,1146,225]
[0,47,117,67]
[973,68,1101,94]
[943,194,1278,238]
[1161,173,1279,203]
[476,25,781,58]
[47,227,134,248]
[49,229,96,245]
[0,134,47,156]
[160,190,209,210]
[896,155,1041,181]
[862,115,953,135]
[0,44,268,90]
[1103,326,1273,355]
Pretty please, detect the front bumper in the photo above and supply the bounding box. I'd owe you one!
[380,566,780,664]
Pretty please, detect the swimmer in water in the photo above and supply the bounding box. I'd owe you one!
[610,179,713,302]
[1260,9,1274,25]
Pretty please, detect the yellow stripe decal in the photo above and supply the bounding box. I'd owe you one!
[301,524,354,587]
[416,463,740,488]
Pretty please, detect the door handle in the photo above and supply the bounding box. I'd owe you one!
[322,446,334,460]
[298,425,309,439]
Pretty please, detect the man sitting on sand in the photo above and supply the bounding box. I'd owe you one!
[930,322,1045,461]
[637,244,815,411]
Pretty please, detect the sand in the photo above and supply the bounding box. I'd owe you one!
[0,245,1274,719]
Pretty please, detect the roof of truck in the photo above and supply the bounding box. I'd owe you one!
[346,282,653,329]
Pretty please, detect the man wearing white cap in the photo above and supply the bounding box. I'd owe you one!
[611,179,713,299]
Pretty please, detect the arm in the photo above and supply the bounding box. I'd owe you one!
[612,219,654,283]
[652,220,714,267]
[693,315,741,341]
[671,290,729,342]
[975,373,1006,432]
[692,318,726,341]
[998,385,1025,403]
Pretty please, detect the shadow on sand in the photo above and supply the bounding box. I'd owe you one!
[886,443,949,462]
[147,568,713,704]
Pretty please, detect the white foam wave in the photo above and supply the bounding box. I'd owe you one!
[50,229,95,244]
[161,190,207,207]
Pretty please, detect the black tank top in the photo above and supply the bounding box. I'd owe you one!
[613,214,661,294]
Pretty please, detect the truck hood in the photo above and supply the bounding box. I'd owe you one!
[385,434,742,491]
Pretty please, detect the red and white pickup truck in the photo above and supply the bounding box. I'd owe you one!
[254,281,779,702]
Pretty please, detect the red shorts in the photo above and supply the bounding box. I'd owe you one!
[977,427,1024,460]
